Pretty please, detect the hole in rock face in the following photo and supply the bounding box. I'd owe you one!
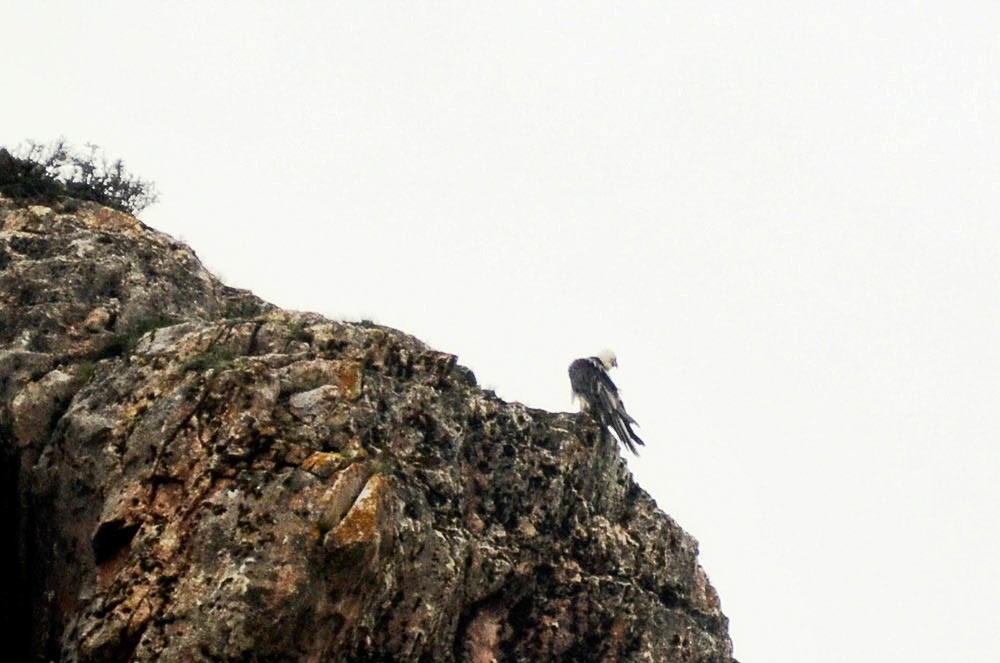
[92,518,141,565]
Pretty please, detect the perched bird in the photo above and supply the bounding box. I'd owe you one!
[568,350,645,455]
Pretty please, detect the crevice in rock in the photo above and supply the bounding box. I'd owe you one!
[1,436,32,662]
[92,518,141,566]
[454,595,508,663]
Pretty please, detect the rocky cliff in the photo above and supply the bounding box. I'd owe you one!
[1,198,734,662]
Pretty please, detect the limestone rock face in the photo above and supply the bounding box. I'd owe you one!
[1,198,734,662]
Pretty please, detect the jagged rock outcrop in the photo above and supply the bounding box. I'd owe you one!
[1,198,734,662]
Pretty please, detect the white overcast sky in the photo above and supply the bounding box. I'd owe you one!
[5,3,1000,661]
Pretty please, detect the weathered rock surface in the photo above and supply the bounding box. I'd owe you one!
[1,198,734,662]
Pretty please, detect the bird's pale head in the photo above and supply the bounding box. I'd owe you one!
[597,349,618,370]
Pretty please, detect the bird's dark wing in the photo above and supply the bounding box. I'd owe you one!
[592,369,645,454]
[568,358,603,411]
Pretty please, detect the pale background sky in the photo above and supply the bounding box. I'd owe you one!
[5,3,1000,661]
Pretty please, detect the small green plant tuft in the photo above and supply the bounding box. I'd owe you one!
[288,319,313,344]
[74,359,98,385]
[369,452,401,478]
[181,344,239,373]
[103,314,177,358]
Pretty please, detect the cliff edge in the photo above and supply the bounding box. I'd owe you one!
[0,199,734,662]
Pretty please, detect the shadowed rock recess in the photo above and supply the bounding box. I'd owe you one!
[0,198,735,662]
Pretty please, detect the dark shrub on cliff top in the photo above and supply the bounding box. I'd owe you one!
[0,139,158,215]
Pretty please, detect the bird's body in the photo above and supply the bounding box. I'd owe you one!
[568,350,645,455]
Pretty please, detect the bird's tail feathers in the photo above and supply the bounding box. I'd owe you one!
[624,421,645,448]
[610,415,644,455]
[620,431,641,456]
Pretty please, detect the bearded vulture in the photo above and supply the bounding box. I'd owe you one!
[569,350,645,455]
